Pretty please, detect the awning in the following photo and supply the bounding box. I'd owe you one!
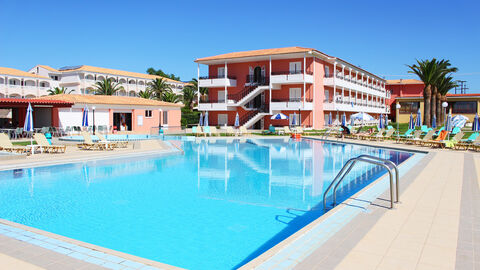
[0,98,73,108]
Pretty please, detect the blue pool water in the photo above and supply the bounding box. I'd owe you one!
[0,138,414,269]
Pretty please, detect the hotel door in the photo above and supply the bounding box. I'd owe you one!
[113,112,132,131]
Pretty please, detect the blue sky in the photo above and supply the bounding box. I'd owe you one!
[1,0,479,91]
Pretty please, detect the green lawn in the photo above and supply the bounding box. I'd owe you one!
[12,141,37,146]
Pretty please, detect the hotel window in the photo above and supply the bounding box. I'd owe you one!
[451,101,477,114]
[399,102,420,114]
[218,91,226,102]
[325,66,330,77]
[218,114,228,126]
[289,62,302,74]
[145,110,153,118]
[324,90,330,102]
[163,111,168,125]
[289,88,301,102]
[218,67,225,78]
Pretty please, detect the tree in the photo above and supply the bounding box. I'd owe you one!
[138,89,155,99]
[182,86,196,109]
[146,67,180,81]
[148,78,172,100]
[436,76,458,123]
[47,87,73,95]
[94,79,124,95]
[430,59,458,125]
[161,90,181,103]
[188,78,208,101]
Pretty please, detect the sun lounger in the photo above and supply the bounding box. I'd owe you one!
[361,128,384,140]
[420,130,448,147]
[396,129,414,141]
[33,133,66,153]
[295,127,304,134]
[370,128,395,141]
[283,126,292,134]
[434,131,464,149]
[239,126,249,136]
[96,134,128,148]
[202,126,211,136]
[454,133,480,150]
[262,126,276,135]
[226,126,236,136]
[0,133,31,154]
[192,126,203,137]
[210,127,219,136]
[404,130,428,145]
[77,132,113,150]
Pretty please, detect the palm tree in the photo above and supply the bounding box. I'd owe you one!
[148,78,171,100]
[93,79,124,95]
[408,59,437,126]
[47,87,73,95]
[161,90,181,103]
[430,59,458,125]
[436,76,458,123]
[138,89,155,99]
[182,86,196,109]
[189,78,208,101]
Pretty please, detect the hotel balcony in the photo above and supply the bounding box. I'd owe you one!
[324,74,386,97]
[270,70,314,86]
[270,98,313,111]
[198,75,237,88]
[323,99,388,114]
[198,98,230,111]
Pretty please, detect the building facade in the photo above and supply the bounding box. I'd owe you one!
[195,47,389,129]
[387,79,480,123]
[0,65,185,99]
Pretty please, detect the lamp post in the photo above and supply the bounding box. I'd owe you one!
[92,106,96,135]
[396,103,401,139]
[442,102,448,128]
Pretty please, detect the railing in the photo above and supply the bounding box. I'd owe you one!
[229,78,269,102]
[324,74,386,93]
[271,70,313,75]
[271,97,313,102]
[199,97,224,103]
[199,75,237,80]
[323,155,399,210]
[245,75,269,85]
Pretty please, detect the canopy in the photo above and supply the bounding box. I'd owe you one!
[271,113,288,120]
[350,112,374,122]
[451,115,468,129]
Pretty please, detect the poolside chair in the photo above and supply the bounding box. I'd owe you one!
[226,126,236,136]
[404,130,427,145]
[420,130,448,147]
[239,126,250,136]
[77,132,113,150]
[203,126,211,136]
[0,133,30,154]
[370,128,395,141]
[295,127,304,134]
[192,126,203,137]
[361,128,383,140]
[33,133,66,153]
[434,131,464,149]
[283,126,292,134]
[210,127,219,136]
[451,126,461,135]
[433,127,445,137]
[97,134,128,148]
[396,129,414,142]
[454,133,480,150]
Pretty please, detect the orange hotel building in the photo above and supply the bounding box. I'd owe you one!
[195,47,390,130]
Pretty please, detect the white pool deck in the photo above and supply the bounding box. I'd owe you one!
[0,136,478,269]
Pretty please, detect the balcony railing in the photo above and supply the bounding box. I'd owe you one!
[199,98,224,103]
[271,97,313,102]
[199,75,237,80]
[271,70,313,76]
[324,73,385,92]
[246,75,269,85]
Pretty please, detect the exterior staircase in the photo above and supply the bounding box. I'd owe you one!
[241,109,270,129]
[231,85,269,106]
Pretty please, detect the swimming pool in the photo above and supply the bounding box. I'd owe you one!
[0,138,415,269]
[59,134,158,142]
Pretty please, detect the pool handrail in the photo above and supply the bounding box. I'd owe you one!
[322,155,399,210]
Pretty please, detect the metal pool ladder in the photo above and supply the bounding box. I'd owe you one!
[323,155,400,209]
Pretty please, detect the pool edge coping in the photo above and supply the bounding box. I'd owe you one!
[238,143,428,269]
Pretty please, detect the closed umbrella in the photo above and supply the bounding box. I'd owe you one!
[432,114,437,129]
[408,113,415,130]
[328,112,333,125]
[234,112,240,127]
[415,108,422,127]
[473,114,479,132]
[445,112,452,132]
[204,111,209,127]
[350,116,355,127]
[199,113,203,126]
[81,105,89,128]
[384,114,388,127]
[24,103,34,148]
[341,113,346,126]
[292,112,297,126]
[378,114,384,129]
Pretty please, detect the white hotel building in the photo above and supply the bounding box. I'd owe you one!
[0,65,185,99]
